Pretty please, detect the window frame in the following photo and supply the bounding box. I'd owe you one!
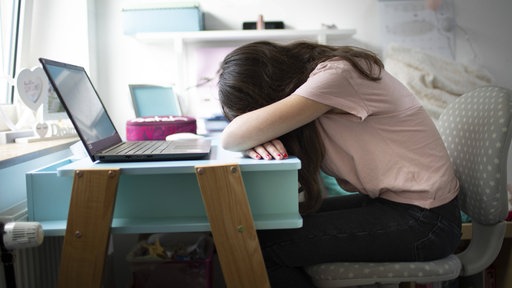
[0,0,22,104]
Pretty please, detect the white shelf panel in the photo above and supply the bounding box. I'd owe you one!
[133,29,356,44]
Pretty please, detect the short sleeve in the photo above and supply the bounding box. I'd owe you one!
[294,61,369,120]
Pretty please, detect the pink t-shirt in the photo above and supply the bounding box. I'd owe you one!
[294,59,459,208]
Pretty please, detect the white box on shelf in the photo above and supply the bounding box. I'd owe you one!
[122,2,204,34]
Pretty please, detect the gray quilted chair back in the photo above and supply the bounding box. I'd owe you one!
[437,86,512,225]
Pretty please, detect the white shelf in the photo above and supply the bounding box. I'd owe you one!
[133,29,356,44]
[128,28,356,107]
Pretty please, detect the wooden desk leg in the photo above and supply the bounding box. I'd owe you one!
[57,169,120,288]
[195,164,271,288]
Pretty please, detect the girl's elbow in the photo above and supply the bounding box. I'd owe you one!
[220,131,243,152]
[220,136,233,151]
[220,120,254,151]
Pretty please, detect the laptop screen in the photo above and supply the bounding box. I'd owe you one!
[40,58,122,155]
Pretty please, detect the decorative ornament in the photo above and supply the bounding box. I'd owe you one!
[16,67,49,111]
[33,122,49,138]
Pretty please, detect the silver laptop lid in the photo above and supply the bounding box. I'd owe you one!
[39,58,122,159]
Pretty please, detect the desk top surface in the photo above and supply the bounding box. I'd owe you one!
[57,145,301,176]
[0,138,78,168]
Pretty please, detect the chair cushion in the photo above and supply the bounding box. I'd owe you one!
[126,116,196,141]
[305,255,461,287]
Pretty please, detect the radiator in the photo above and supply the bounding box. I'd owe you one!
[12,237,63,288]
[1,201,62,288]
[1,203,122,287]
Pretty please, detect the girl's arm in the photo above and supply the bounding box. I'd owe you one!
[220,94,331,155]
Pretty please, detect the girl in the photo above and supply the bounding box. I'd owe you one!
[218,41,461,287]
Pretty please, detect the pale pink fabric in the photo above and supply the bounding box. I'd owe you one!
[294,60,459,208]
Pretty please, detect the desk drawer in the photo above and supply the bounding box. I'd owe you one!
[26,159,75,222]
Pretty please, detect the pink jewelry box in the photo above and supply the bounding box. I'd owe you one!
[126,116,197,141]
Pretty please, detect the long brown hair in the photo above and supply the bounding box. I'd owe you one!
[218,41,383,214]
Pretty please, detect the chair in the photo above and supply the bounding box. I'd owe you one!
[129,84,182,117]
[305,86,512,287]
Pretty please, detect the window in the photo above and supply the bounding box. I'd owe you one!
[0,0,21,104]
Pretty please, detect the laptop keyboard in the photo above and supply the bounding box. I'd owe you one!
[108,141,175,155]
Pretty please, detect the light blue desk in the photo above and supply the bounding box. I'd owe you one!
[26,144,302,236]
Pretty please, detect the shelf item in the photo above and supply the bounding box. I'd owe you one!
[122,2,204,34]
[461,222,512,240]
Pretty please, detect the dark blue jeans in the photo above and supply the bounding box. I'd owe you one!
[257,194,462,287]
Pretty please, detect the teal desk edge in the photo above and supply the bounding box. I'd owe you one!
[56,145,301,176]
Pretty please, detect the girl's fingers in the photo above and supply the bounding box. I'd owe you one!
[254,145,273,160]
[245,148,263,160]
[247,140,289,160]
[269,139,288,159]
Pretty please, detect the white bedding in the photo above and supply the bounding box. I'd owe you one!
[384,45,494,119]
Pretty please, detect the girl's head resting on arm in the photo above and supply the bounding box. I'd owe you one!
[217,41,384,214]
[218,41,383,121]
[218,41,308,121]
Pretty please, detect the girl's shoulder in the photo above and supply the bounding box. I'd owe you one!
[310,58,355,77]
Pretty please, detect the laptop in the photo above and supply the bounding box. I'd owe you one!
[39,58,211,162]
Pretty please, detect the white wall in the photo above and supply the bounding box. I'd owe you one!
[20,0,90,71]
[453,0,512,87]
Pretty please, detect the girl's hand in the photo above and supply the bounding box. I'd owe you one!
[244,139,288,160]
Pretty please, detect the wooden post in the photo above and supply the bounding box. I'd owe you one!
[57,169,120,288]
[195,164,270,288]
